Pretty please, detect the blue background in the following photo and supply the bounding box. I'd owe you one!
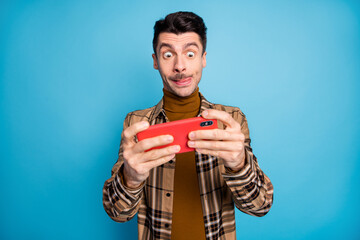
[1,0,359,239]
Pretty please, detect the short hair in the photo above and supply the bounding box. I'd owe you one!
[153,11,207,55]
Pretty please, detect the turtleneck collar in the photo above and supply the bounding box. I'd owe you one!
[163,87,201,121]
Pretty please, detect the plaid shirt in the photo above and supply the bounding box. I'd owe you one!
[103,93,274,240]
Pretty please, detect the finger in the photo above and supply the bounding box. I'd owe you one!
[196,149,244,170]
[134,135,174,153]
[195,148,240,160]
[123,121,150,144]
[188,140,243,151]
[143,145,180,161]
[202,109,239,130]
[189,129,244,141]
[195,148,227,159]
[142,153,175,170]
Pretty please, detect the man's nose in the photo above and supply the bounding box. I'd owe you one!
[174,55,186,73]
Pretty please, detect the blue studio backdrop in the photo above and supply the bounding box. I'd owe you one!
[1,0,359,239]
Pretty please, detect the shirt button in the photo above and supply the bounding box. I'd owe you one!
[169,160,174,164]
[166,193,171,197]
[165,223,170,228]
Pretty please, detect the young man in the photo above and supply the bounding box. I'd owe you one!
[103,11,273,240]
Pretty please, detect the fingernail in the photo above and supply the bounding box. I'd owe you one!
[172,145,180,152]
[188,141,194,147]
[189,132,195,139]
[202,111,208,117]
[167,135,174,142]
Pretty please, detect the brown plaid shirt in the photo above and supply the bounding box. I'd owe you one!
[103,93,274,240]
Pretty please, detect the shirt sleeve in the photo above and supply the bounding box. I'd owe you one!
[102,113,144,222]
[222,109,274,217]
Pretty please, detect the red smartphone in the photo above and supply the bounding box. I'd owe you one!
[136,117,218,153]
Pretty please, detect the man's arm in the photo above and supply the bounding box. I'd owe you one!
[102,154,144,222]
[188,109,273,216]
[222,144,273,217]
[102,114,144,222]
[102,114,180,222]
[221,110,273,217]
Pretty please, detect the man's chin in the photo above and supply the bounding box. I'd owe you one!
[171,87,196,97]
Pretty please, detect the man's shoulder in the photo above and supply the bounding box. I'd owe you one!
[200,93,245,117]
[124,106,157,125]
[212,103,244,115]
[206,100,246,119]
[207,103,247,131]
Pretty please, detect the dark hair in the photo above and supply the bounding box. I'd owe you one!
[153,11,207,55]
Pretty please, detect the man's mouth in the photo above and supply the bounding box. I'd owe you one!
[171,76,192,86]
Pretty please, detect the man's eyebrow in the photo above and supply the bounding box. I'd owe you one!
[184,42,199,50]
[158,42,200,51]
[158,43,174,51]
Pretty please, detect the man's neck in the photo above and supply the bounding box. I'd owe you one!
[163,87,200,121]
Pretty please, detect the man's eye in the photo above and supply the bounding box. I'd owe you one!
[163,52,173,58]
[187,51,195,57]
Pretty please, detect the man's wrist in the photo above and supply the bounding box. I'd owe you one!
[226,155,246,173]
[229,163,245,173]
[119,166,144,190]
[124,178,143,189]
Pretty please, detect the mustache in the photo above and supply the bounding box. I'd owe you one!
[168,74,192,81]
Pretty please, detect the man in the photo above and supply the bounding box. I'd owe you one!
[103,11,273,240]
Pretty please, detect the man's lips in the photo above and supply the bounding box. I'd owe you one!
[171,77,192,86]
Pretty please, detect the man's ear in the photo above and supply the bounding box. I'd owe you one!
[152,53,158,70]
[202,51,207,68]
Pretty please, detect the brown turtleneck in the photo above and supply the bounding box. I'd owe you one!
[163,88,206,240]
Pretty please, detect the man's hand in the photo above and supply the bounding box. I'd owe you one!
[188,110,246,172]
[122,121,180,188]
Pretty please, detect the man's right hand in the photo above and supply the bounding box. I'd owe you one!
[122,121,180,189]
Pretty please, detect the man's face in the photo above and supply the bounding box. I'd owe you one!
[152,32,207,97]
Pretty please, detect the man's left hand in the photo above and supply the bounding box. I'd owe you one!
[188,109,246,172]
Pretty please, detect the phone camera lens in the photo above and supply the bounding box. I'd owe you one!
[201,121,213,127]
